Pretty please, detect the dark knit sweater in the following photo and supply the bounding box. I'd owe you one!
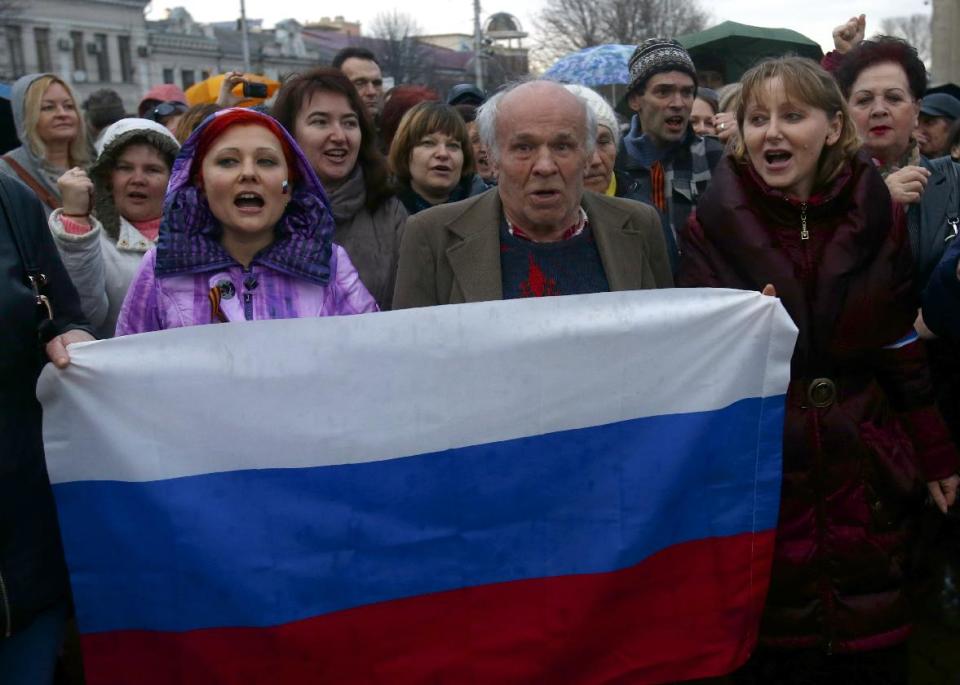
[499,221,609,299]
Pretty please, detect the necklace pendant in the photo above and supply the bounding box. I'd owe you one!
[800,203,809,240]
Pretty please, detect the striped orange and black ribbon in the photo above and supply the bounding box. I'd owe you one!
[650,161,667,212]
[209,287,229,323]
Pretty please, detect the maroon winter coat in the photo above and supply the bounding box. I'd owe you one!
[679,152,959,652]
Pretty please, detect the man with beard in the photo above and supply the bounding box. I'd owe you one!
[615,38,723,273]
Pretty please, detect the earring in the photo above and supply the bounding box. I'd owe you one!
[281,180,289,194]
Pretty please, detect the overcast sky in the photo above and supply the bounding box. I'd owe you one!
[147,0,932,56]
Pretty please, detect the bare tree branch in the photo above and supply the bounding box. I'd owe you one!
[880,14,931,67]
[532,0,607,62]
[368,10,434,86]
[534,0,710,64]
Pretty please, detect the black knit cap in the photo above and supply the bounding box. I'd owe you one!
[627,38,698,95]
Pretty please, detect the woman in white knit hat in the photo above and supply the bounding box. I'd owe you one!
[563,84,621,196]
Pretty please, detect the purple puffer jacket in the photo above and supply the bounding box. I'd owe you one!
[114,108,377,335]
[115,245,375,334]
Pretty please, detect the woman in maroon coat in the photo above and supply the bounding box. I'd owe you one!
[679,57,960,683]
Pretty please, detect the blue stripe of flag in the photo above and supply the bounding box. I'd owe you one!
[53,396,784,634]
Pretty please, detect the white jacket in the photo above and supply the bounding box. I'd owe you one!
[49,209,154,338]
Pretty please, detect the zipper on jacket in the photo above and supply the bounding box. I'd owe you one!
[243,292,253,321]
[0,569,11,638]
[800,203,809,240]
[242,268,256,321]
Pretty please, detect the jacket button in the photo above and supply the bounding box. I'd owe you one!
[807,378,836,408]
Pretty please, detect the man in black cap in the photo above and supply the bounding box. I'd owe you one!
[447,84,486,107]
[614,38,723,273]
[916,92,960,159]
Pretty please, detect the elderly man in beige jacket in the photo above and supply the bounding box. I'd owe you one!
[392,80,672,308]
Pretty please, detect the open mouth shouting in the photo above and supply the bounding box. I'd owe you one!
[529,188,563,206]
[762,149,793,171]
[234,191,266,214]
[664,115,686,133]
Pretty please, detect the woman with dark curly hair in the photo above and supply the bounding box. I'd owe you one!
[831,30,960,291]
[273,68,407,309]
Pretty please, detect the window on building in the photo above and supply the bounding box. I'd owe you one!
[5,26,25,78]
[70,31,85,74]
[94,33,110,82]
[162,68,174,84]
[34,27,51,72]
[181,69,195,90]
[118,35,133,83]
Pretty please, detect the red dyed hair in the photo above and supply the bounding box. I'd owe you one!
[379,85,440,150]
[191,108,299,185]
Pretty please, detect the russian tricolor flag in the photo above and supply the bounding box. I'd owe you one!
[40,289,797,684]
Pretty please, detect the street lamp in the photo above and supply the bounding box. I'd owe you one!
[240,0,251,72]
[473,0,483,90]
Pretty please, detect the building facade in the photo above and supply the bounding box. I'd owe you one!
[1,2,528,112]
[1,0,151,109]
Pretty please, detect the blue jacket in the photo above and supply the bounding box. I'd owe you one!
[908,155,960,292]
[922,236,960,340]
[614,121,724,273]
[0,175,92,637]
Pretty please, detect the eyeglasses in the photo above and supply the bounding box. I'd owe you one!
[149,101,187,123]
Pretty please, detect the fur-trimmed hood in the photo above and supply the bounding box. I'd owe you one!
[89,118,180,241]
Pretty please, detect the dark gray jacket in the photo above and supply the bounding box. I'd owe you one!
[908,155,960,291]
[0,174,92,637]
[329,167,408,311]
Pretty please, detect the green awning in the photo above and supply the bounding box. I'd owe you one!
[678,21,824,84]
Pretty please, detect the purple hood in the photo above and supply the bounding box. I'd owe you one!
[155,108,337,285]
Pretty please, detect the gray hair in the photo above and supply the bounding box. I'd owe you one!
[476,79,597,163]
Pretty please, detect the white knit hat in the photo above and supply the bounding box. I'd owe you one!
[563,84,620,145]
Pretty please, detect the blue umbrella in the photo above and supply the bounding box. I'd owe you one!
[543,44,634,87]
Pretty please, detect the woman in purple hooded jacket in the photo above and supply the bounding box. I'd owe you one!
[115,108,376,334]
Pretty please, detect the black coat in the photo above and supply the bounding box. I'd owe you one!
[0,174,91,636]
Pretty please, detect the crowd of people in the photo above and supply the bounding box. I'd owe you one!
[3,12,960,685]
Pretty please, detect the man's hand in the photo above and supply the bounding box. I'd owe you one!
[928,474,960,514]
[833,14,866,54]
[45,329,95,369]
[217,71,246,107]
[885,165,930,204]
[761,284,777,297]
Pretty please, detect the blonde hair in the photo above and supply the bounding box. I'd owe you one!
[733,57,860,189]
[22,75,90,166]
